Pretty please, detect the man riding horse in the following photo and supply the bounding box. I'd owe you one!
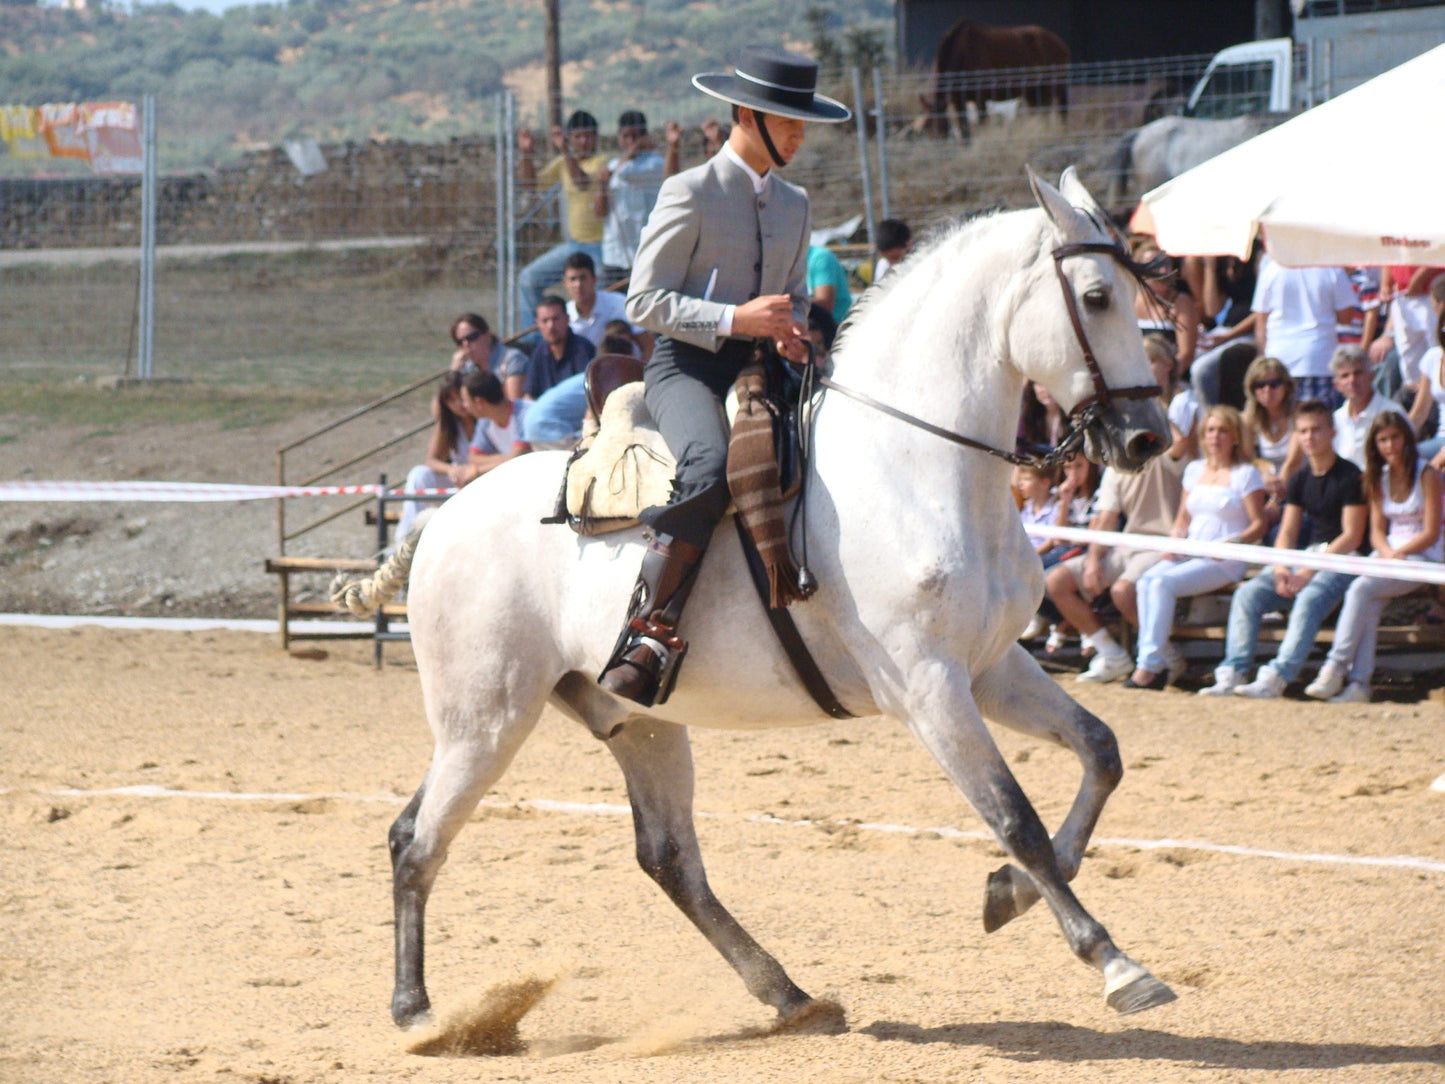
[597,47,851,706]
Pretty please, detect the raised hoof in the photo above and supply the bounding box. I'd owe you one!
[392,987,432,1030]
[983,864,1036,932]
[775,998,848,1035]
[1106,974,1178,1015]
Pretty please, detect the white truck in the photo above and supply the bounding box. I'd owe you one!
[1184,1,1445,117]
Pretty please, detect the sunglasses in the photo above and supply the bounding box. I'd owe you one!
[455,329,485,346]
[1251,378,1285,390]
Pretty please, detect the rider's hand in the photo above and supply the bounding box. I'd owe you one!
[732,295,800,341]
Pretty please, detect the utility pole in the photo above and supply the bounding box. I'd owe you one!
[545,0,562,130]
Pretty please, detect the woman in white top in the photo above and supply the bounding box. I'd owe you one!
[1406,308,1445,467]
[1127,405,1269,689]
[1307,412,1443,703]
[1241,355,1297,531]
[399,371,477,539]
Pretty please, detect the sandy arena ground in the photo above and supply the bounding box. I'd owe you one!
[2,625,1443,1083]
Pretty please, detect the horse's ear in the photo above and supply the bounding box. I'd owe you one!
[1027,166,1095,242]
[1059,166,1128,246]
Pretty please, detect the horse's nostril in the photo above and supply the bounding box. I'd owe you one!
[1126,432,1163,460]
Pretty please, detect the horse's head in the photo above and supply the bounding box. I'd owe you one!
[1009,168,1169,473]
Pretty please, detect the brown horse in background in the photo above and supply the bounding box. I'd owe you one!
[921,21,1070,140]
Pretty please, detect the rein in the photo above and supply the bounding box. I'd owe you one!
[817,240,1164,472]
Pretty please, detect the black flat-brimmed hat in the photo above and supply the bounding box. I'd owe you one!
[692,47,851,123]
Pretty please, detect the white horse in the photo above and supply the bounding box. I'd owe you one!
[363,170,1175,1033]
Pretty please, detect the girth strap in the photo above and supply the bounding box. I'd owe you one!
[733,518,855,720]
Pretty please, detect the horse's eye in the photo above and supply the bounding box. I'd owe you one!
[1082,287,1110,312]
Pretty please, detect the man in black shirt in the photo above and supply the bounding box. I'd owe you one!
[1200,399,1369,697]
[524,296,595,400]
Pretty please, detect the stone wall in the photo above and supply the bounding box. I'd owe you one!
[0,136,501,250]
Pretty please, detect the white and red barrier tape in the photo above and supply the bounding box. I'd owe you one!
[0,481,456,502]
[1024,523,1445,586]
[1,480,1440,586]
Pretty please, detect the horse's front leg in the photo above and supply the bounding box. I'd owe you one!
[971,643,1122,931]
[902,660,1175,1015]
[606,717,843,1032]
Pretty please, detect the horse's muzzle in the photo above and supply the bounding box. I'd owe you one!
[1083,398,1169,473]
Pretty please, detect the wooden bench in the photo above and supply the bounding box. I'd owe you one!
[1167,581,1445,649]
[264,556,397,652]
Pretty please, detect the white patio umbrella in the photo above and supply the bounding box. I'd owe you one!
[1139,44,1445,267]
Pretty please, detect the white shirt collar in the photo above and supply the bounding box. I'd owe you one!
[722,142,769,195]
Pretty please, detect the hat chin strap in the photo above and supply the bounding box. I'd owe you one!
[754,111,787,169]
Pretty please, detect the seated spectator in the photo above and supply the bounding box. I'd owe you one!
[1326,345,1406,470]
[1406,285,1445,465]
[1153,334,1199,461]
[1017,380,1067,456]
[1251,253,1358,408]
[398,371,476,538]
[562,251,651,358]
[872,218,913,283]
[807,244,852,325]
[516,111,606,327]
[1014,462,1060,560]
[462,369,532,474]
[525,295,595,401]
[601,326,641,358]
[1034,454,1101,652]
[450,313,527,398]
[1306,412,1442,703]
[1126,405,1268,690]
[1199,399,1367,697]
[523,372,589,448]
[1132,236,1201,373]
[1240,355,1297,530]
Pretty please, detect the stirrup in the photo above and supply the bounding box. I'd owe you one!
[599,614,689,708]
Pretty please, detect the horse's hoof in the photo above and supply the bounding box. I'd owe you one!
[392,988,432,1029]
[1106,974,1178,1015]
[983,864,1038,932]
[776,997,848,1035]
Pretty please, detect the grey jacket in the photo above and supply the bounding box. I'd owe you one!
[625,150,811,353]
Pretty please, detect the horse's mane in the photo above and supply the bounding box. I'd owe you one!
[835,207,1052,364]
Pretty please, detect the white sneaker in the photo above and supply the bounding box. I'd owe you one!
[1075,650,1133,684]
[1198,667,1241,696]
[1234,666,1287,699]
[1330,681,1372,704]
[1304,662,1347,701]
[1020,615,1048,641]
[1162,641,1187,685]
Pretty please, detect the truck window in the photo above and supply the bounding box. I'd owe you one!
[1188,60,1275,118]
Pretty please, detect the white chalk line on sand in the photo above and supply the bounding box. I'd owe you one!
[11,783,1445,875]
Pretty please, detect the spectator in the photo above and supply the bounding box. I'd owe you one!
[1017,380,1067,455]
[1337,266,1383,348]
[1250,253,1358,407]
[516,110,606,327]
[1306,412,1443,703]
[562,251,651,357]
[873,218,913,283]
[1191,242,1263,409]
[397,371,475,539]
[807,244,852,325]
[1126,405,1268,690]
[594,111,679,288]
[1045,345,1188,684]
[1154,334,1199,460]
[1015,461,1061,642]
[450,313,526,398]
[524,295,595,401]
[1199,399,1367,697]
[1038,454,1101,653]
[1327,345,1406,471]
[807,301,838,361]
[700,117,729,157]
[1240,355,1297,530]
[1374,265,1445,395]
[1132,236,1201,372]
[463,368,533,475]
[1405,284,1445,465]
[523,372,589,448]
[601,318,641,357]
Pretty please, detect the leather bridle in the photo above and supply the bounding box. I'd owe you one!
[817,239,1166,471]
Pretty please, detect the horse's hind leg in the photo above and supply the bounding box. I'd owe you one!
[390,714,540,1027]
[972,644,1122,931]
[605,717,841,1031]
[905,664,1174,1015]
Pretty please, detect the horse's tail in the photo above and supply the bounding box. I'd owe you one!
[1104,128,1137,208]
[330,508,433,616]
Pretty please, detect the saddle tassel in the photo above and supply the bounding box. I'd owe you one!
[727,363,804,610]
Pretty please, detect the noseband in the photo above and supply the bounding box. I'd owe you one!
[817,240,1163,471]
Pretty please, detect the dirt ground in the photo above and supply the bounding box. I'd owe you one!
[2,625,1442,1083]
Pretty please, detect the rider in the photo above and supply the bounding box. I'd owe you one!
[597,47,851,706]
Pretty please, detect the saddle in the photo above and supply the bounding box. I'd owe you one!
[552,353,802,539]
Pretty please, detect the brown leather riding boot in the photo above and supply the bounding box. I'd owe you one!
[597,535,707,707]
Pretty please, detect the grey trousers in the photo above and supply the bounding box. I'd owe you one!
[639,336,754,548]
